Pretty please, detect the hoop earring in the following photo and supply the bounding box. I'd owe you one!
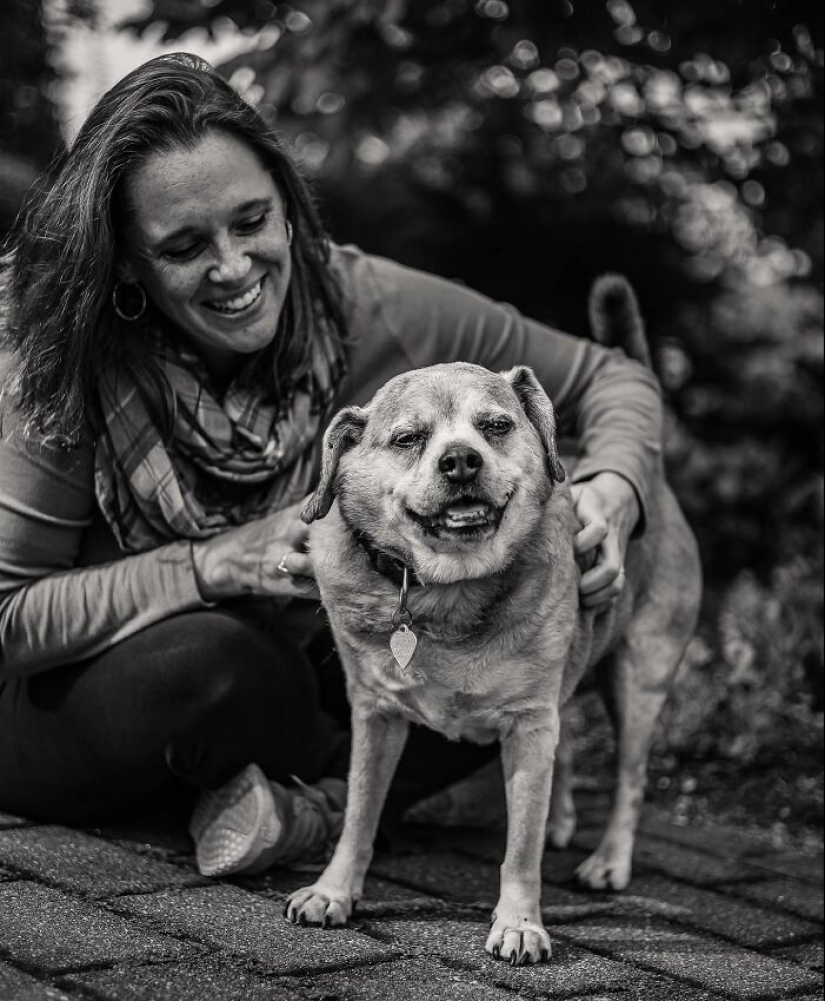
[286,220,294,247]
[112,281,147,322]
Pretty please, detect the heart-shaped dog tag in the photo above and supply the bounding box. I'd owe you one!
[390,624,418,670]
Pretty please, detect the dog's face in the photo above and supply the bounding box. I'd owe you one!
[304,363,565,584]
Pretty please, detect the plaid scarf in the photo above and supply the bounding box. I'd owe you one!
[95,328,346,554]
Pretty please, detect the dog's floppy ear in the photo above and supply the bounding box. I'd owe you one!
[302,406,368,523]
[502,366,566,483]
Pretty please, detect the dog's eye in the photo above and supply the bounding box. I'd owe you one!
[391,430,425,449]
[480,418,514,437]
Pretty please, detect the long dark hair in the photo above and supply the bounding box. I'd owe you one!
[1,52,347,446]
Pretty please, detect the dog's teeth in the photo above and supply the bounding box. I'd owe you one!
[443,504,489,528]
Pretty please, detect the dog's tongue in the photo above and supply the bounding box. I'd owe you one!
[443,503,489,528]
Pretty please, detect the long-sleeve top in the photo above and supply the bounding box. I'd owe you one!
[0,245,662,678]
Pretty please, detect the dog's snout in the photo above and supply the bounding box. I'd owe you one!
[438,445,484,483]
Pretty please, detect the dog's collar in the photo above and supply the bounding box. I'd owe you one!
[354,531,424,589]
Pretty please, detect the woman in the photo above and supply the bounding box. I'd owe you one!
[0,54,659,878]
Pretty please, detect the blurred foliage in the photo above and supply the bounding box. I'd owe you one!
[0,0,62,230]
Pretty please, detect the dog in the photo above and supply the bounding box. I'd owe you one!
[286,276,702,965]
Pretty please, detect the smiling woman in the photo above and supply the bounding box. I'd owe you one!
[0,52,662,880]
[120,132,294,383]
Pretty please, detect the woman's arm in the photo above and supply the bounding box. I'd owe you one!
[0,408,209,678]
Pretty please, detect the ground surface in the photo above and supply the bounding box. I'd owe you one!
[0,790,822,1001]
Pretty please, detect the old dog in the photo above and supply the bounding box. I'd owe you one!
[286,277,702,965]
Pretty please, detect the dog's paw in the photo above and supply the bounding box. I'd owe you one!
[285,883,355,928]
[575,850,632,892]
[545,810,577,850]
[486,916,552,966]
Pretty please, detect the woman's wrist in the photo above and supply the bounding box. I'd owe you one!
[579,472,640,539]
[191,538,229,603]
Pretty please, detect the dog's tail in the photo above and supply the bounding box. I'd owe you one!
[588,273,652,369]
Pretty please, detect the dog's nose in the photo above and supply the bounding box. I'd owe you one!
[438,446,484,483]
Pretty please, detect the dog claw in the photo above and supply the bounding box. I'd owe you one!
[541,949,550,963]
[492,946,500,960]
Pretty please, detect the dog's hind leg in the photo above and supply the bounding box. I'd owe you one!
[576,609,697,891]
[546,709,577,850]
[575,641,670,891]
[577,496,701,893]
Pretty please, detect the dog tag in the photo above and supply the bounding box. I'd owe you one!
[390,623,418,670]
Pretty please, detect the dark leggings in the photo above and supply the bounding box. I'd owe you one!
[0,607,494,827]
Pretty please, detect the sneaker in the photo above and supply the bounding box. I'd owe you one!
[189,763,347,878]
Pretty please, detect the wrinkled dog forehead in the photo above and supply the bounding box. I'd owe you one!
[366,364,518,432]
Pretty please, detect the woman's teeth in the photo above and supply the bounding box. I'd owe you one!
[207,280,263,314]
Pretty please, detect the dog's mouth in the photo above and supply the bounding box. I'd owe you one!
[406,496,507,538]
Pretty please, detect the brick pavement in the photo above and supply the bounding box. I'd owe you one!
[0,795,821,1001]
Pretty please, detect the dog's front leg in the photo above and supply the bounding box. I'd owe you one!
[286,702,409,928]
[487,716,559,965]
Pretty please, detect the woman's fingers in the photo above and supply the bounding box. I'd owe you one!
[572,486,608,554]
[277,550,316,580]
[579,530,625,607]
[574,517,608,555]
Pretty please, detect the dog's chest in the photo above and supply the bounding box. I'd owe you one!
[354,642,541,743]
[392,682,502,743]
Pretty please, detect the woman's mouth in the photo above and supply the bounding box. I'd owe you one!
[204,278,264,315]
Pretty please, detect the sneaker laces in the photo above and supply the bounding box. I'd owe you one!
[258,774,345,868]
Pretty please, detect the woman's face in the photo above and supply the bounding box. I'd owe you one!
[120,129,292,380]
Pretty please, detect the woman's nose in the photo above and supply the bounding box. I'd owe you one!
[209,239,252,283]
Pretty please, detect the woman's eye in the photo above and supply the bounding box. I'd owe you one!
[163,243,203,262]
[236,213,268,235]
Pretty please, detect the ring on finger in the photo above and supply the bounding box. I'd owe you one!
[277,552,293,576]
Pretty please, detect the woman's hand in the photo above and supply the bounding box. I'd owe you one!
[191,497,320,603]
[570,472,640,609]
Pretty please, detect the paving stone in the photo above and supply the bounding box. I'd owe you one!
[769,940,825,971]
[589,977,722,1000]
[92,816,195,863]
[0,825,202,898]
[0,962,72,1001]
[628,874,822,948]
[557,916,822,998]
[0,812,31,829]
[639,815,769,860]
[64,959,300,1001]
[370,850,599,917]
[629,838,758,886]
[0,865,18,881]
[745,850,824,887]
[295,958,519,1001]
[570,831,762,892]
[369,851,501,905]
[446,826,594,885]
[246,869,452,919]
[112,884,394,975]
[0,883,195,974]
[360,915,648,996]
[715,878,825,923]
